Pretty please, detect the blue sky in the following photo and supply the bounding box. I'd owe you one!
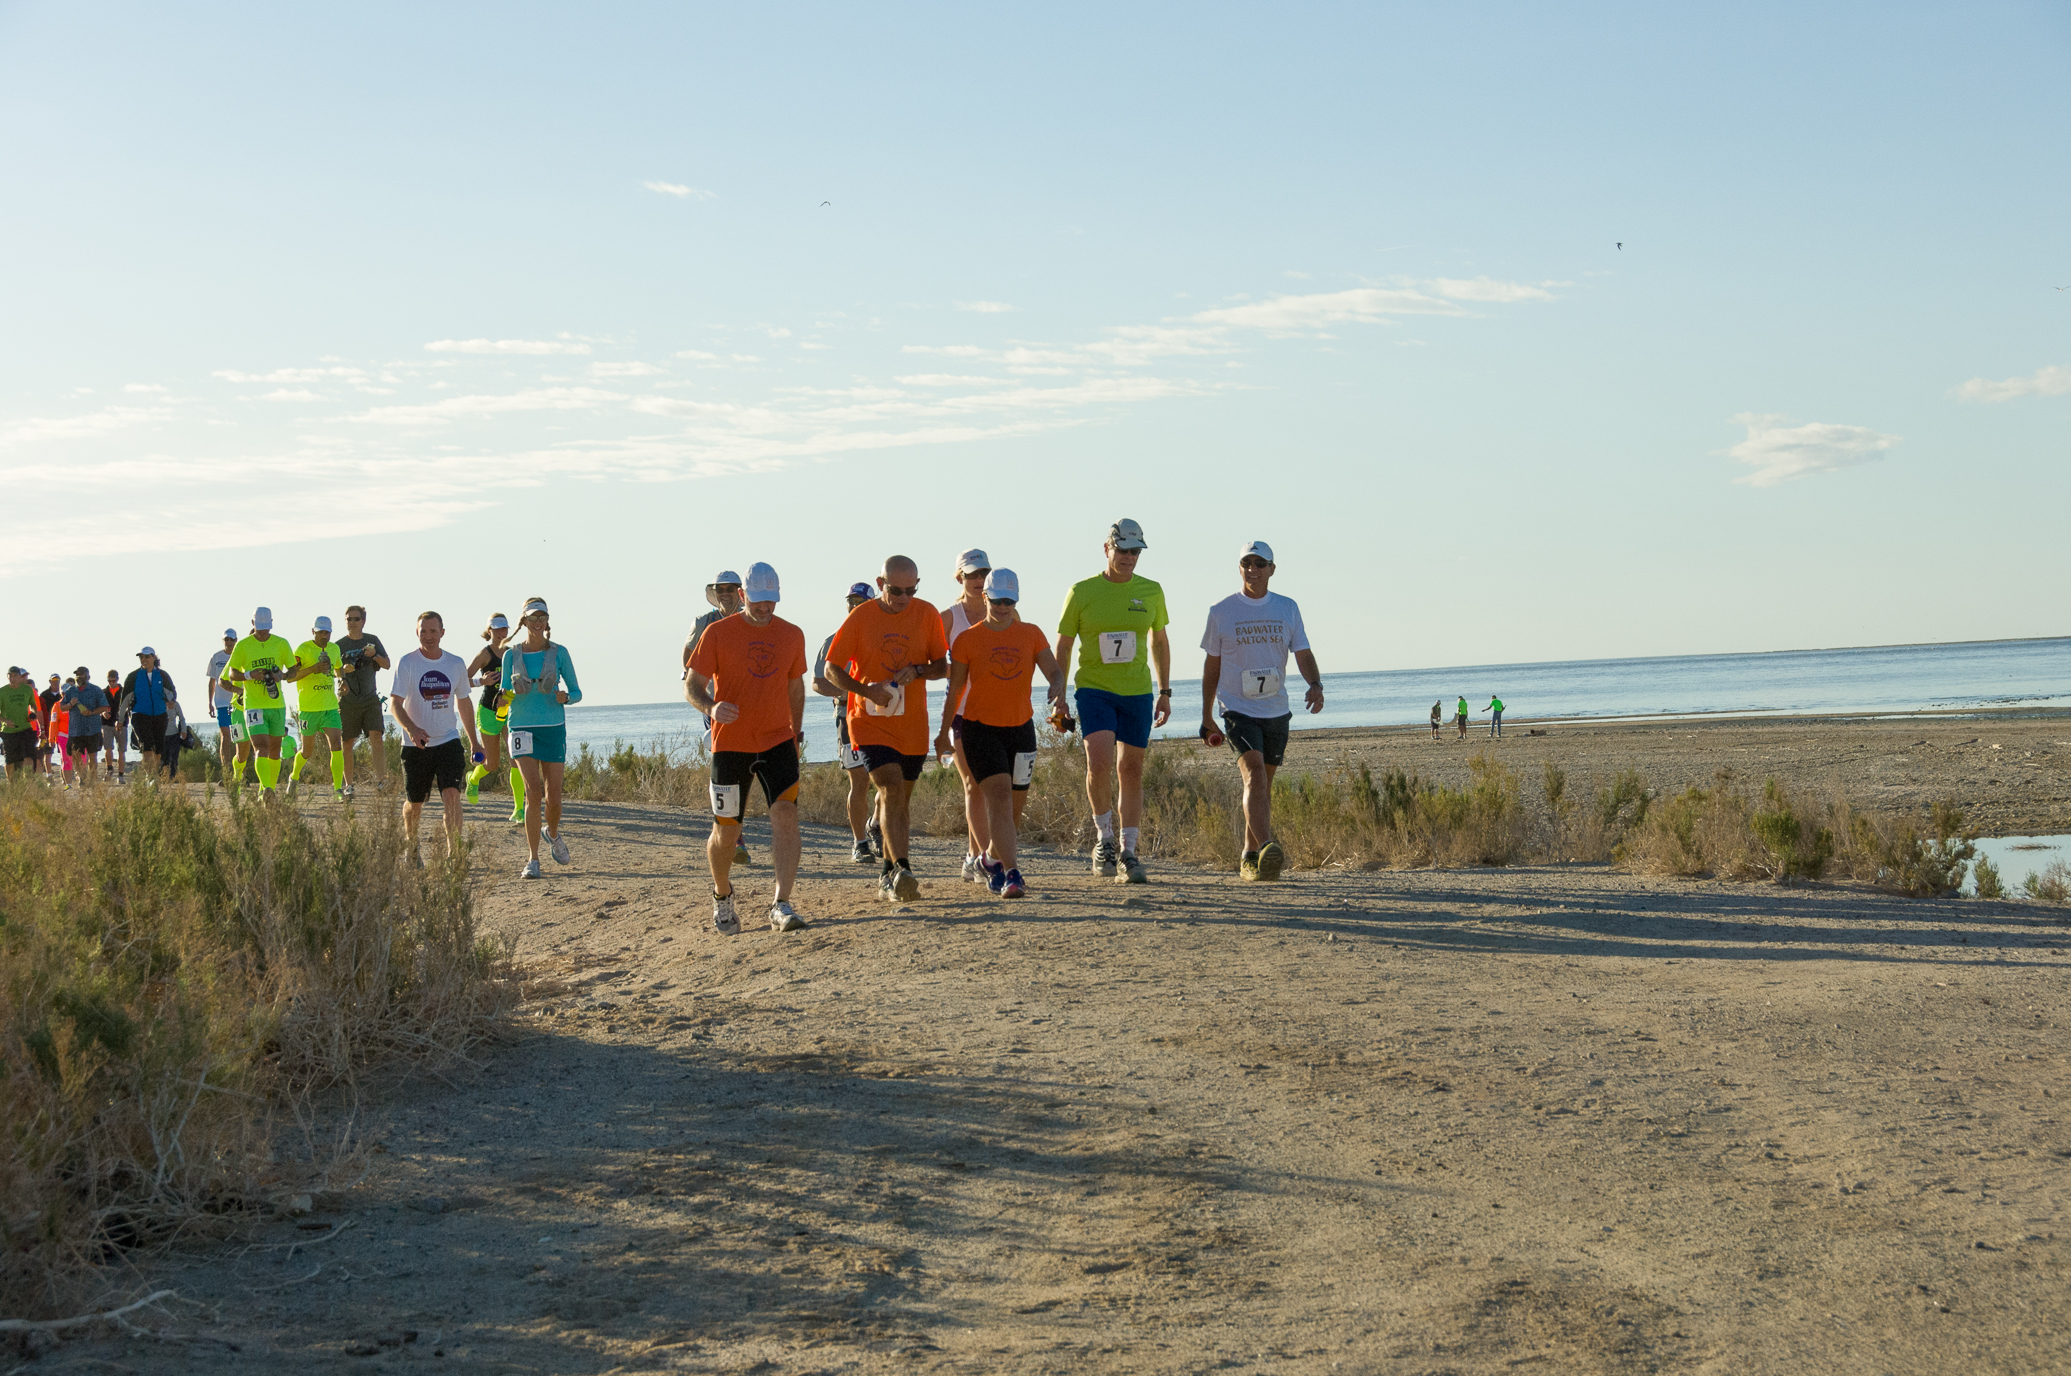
[3,2,2066,705]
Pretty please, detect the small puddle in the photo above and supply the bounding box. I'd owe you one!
[1970,834,2070,898]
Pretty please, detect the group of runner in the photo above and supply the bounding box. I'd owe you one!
[679,519,1324,935]
[1430,694,1507,740]
[0,656,191,785]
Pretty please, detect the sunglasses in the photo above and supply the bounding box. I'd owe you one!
[962,568,989,579]
[885,584,917,597]
[986,597,1017,607]
[1240,558,1271,569]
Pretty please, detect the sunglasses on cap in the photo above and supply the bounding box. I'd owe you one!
[884,584,917,597]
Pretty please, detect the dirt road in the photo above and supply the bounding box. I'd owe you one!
[74,769,2071,1374]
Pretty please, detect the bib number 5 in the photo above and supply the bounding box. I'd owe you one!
[1098,631,1137,665]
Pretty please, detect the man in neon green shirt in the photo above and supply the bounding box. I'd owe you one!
[228,606,293,793]
[1054,518,1170,885]
[1454,695,1469,741]
[287,614,348,799]
[1484,694,1505,739]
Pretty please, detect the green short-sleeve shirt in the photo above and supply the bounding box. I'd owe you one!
[1056,573,1168,696]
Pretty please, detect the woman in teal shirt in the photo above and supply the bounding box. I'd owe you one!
[501,597,582,878]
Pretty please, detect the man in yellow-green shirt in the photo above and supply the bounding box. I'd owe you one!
[1054,517,1170,886]
[286,614,348,799]
[227,606,293,792]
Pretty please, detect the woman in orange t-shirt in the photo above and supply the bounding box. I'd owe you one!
[935,569,1064,898]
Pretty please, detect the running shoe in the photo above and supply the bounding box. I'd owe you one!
[520,858,542,880]
[466,776,480,804]
[1240,851,1261,881]
[892,866,921,902]
[548,832,571,866]
[961,854,984,884]
[734,843,753,866]
[987,864,1008,896]
[1091,839,1120,878]
[850,839,874,865]
[1117,850,1147,885]
[285,776,298,798]
[767,899,804,932]
[981,857,1005,887]
[866,818,884,858]
[332,787,345,803]
[509,807,525,826]
[877,870,899,902]
[712,890,740,935]
[1255,840,1286,882]
[342,783,355,801]
[1002,868,1026,898]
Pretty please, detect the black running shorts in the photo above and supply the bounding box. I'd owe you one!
[1222,711,1292,767]
[858,743,926,781]
[2,730,36,766]
[131,712,167,754]
[960,719,1037,790]
[402,737,468,802]
[710,743,801,816]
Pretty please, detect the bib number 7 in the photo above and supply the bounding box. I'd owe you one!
[1240,669,1285,700]
[1097,631,1137,665]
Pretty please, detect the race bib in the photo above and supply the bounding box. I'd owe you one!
[710,782,742,818]
[244,708,266,728]
[863,682,905,717]
[508,730,534,758]
[838,744,864,770]
[1097,630,1137,665]
[1012,751,1037,788]
[1239,669,1285,701]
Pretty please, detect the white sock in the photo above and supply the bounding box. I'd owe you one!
[1121,826,1139,853]
[1095,811,1116,841]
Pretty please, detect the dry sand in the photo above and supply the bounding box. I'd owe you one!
[55,716,2071,1374]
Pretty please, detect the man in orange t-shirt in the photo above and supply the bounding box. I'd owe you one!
[686,562,810,935]
[824,554,950,902]
[935,569,1065,898]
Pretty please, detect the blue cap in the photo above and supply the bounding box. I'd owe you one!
[846,581,873,599]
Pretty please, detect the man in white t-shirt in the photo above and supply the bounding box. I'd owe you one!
[205,628,244,774]
[1199,539,1323,882]
[388,610,483,862]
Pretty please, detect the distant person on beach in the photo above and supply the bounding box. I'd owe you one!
[1055,518,1169,886]
[813,581,880,865]
[391,611,481,863]
[1455,695,1469,740]
[337,606,391,797]
[2,666,38,780]
[465,612,511,807]
[1199,540,1323,882]
[502,598,583,879]
[825,555,950,904]
[1430,699,1442,740]
[206,628,239,775]
[937,568,1065,899]
[686,564,807,932]
[684,571,749,866]
[1485,694,1505,739]
[60,667,109,785]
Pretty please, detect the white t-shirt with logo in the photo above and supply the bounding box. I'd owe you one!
[1200,591,1310,719]
[390,649,471,747]
[208,649,234,708]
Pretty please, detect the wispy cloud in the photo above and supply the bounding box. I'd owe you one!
[643,181,716,200]
[124,383,170,394]
[1190,286,1467,330]
[0,405,169,445]
[956,300,1014,313]
[342,387,628,426]
[1727,413,1900,487]
[1429,276,1558,303]
[423,339,593,356]
[589,361,666,378]
[1952,364,2071,403]
[214,365,366,383]
[259,388,324,402]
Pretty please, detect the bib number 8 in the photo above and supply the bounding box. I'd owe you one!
[1240,669,1284,700]
[838,744,865,770]
[1098,631,1137,665]
[863,682,905,717]
[508,729,534,758]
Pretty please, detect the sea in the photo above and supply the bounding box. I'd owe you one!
[564,636,2069,767]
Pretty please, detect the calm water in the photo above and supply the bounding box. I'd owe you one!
[562,636,2068,766]
[1970,835,2071,898]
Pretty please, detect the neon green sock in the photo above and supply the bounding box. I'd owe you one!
[255,756,279,790]
[234,757,250,783]
[509,766,526,817]
[280,747,298,783]
[329,750,344,787]
[468,763,489,786]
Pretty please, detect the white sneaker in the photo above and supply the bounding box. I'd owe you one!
[768,899,804,932]
[877,870,899,902]
[892,866,921,902]
[342,784,356,801]
[548,831,571,865]
[1092,839,1120,878]
[712,890,740,935]
[519,858,542,880]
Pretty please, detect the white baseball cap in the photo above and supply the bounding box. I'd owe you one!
[744,561,781,604]
[1108,518,1147,551]
[1240,540,1275,563]
[955,548,990,576]
[252,606,274,630]
[705,570,742,609]
[983,568,1020,602]
[313,615,333,633]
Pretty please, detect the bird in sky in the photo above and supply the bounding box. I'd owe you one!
[821,200,831,207]
[1616,242,1623,250]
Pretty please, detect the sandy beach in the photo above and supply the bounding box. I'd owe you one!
[57,714,2071,1374]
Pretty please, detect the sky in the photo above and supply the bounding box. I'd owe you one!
[3,2,2066,705]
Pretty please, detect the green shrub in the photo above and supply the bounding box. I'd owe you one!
[2024,860,2070,905]
[1849,801,1975,898]
[1750,781,1834,883]
[1972,854,2004,900]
